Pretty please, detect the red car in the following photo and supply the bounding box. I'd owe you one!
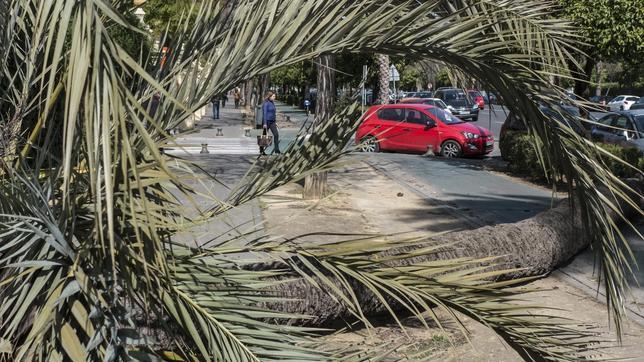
[357,104,494,157]
[468,90,485,110]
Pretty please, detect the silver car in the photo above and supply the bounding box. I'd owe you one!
[591,109,644,153]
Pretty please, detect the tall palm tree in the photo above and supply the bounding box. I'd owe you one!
[1,0,641,361]
[376,53,390,104]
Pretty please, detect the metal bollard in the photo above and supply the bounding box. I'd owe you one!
[423,144,434,157]
[244,128,251,137]
[200,143,209,154]
[216,128,223,136]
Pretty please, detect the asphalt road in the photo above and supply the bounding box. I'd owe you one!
[362,153,556,225]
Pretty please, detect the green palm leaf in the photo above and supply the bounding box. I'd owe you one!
[1,0,640,360]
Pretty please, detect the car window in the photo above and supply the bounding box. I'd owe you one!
[612,96,624,102]
[634,115,644,137]
[435,99,448,109]
[626,97,640,102]
[405,109,430,125]
[427,107,462,125]
[377,108,405,121]
[596,115,614,131]
[612,116,631,129]
[610,116,634,136]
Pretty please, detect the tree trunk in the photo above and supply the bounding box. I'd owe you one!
[302,172,328,200]
[261,188,643,326]
[573,57,597,97]
[303,54,335,200]
[243,78,254,114]
[376,54,390,105]
[257,74,270,106]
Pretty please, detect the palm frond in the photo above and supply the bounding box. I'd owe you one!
[1,0,640,360]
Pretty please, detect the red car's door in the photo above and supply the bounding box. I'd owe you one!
[373,107,408,151]
[402,108,441,152]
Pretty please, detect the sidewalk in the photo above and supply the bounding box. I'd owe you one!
[164,101,310,156]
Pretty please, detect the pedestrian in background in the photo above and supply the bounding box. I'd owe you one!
[234,88,241,108]
[221,92,228,108]
[260,91,280,155]
[211,94,220,119]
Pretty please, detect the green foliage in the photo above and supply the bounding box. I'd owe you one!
[142,0,200,36]
[435,68,451,88]
[597,143,644,178]
[559,0,643,61]
[107,10,152,60]
[501,130,643,179]
[500,130,549,180]
[271,62,314,88]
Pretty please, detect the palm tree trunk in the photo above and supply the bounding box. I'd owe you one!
[261,190,642,326]
[376,54,390,104]
[257,74,270,106]
[243,78,254,114]
[303,54,335,200]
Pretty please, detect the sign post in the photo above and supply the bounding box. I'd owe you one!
[361,65,368,113]
[390,65,400,103]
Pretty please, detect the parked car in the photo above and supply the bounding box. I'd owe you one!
[629,97,644,111]
[607,95,640,111]
[591,110,644,153]
[356,104,494,157]
[433,88,480,121]
[479,91,498,105]
[399,97,452,113]
[499,104,591,143]
[467,90,485,110]
[589,95,611,110]
[412,91,433,98]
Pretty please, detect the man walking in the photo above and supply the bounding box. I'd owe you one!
[211,94,220,119]
[221,92,228,108]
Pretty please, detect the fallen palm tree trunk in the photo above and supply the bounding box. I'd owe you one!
[257,182,643,326]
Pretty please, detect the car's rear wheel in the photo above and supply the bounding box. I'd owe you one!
[441,140,462,158]
[471,116,478,122]
[359,135,380,152]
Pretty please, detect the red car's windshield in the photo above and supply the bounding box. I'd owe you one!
[426,107,464,125]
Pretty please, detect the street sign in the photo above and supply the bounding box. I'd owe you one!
[389,65,400,81]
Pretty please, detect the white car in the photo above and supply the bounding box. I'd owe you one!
[607,95,640,111]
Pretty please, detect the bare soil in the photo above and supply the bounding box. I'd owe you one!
[260,162,644,361]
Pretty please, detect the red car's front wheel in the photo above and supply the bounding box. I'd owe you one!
[441,140,462,158]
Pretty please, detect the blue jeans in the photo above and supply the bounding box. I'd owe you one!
[212,102,220,119]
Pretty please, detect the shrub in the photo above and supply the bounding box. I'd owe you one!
[597,143,643,178]
[500,131,643,180]
[499,130,548,180]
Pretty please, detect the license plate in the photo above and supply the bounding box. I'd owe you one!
[459,111,469,115]
[485,140,494,146]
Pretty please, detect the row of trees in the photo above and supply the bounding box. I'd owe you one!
[268,0,643,106]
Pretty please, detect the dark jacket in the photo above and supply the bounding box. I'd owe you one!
[262,100,276,126]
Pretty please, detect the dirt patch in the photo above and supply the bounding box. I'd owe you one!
[260,161,644,361]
